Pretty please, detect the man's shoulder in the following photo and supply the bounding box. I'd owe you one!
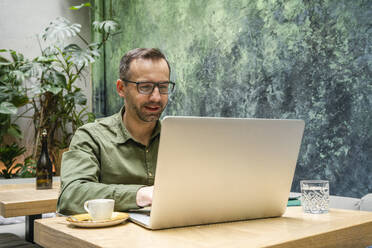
[77,112,121,136]
[95,112,121,126]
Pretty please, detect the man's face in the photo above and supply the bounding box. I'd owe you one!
[118,58,170,123]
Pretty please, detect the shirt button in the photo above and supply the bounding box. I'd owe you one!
[149,172,152,177]
[146,150,149,153]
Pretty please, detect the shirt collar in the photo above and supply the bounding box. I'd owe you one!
[114,106,161,144]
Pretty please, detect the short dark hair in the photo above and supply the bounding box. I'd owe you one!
[119,48,171,80]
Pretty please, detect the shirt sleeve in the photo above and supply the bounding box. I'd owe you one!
[57,126,145,215]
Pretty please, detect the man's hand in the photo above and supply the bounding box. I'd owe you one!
[136,186,154,207]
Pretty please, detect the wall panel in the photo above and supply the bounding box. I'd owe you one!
[92,0,372,197]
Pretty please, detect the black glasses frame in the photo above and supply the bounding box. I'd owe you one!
[121,79,175,95]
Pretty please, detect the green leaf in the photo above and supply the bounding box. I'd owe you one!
[42,17,81,42]
[9,50,25,63]
[69,2,91,10]
[0,143,26,170]
[42,70,67,88]
[18,62,35,74]
[63,43,82,52]
[36,56,56,63]
[73,90,87,105]
[43,84,63,95]
[53,71,67,88]
[0,169,11,178]
[50,86,63,95]
[92,20,119,33]
[16,155,36,178]
[9,70,25,83]
[63,44,99,66]
[87,112,95,123]
[7,124,22,139]
[0,55,10,63]
[0,62,12,66]
[12,163,23,170]
[11,94,29,107]
[42,46,59,57]
[65,91,87,105]
[25,61,45,78]
[88,42,101,49]
[0,102,17,115]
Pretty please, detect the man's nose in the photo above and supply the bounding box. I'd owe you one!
[149,86,161,101]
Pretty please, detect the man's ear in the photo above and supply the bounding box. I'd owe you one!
[116,79,126,98]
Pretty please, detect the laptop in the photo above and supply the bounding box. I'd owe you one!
[129,116,305,229]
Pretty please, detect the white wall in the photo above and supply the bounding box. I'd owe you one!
[0,0,91,155]
[0,0,91,59]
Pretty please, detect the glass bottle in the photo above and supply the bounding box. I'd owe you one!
[36,129,53,189]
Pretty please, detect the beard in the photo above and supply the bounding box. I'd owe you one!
[124,87,168,122]
[135,101,166,122]
[125,93,167,122]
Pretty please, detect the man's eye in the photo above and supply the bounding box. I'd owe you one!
[159,84,169,89]
[139,84,153,90]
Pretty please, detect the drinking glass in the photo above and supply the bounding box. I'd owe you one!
[300,180,329,214]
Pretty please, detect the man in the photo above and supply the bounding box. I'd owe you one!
[57,48,175,214]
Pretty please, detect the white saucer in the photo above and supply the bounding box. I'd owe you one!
[66,212,129,228]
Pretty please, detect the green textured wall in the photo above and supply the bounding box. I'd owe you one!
[92,0,372,198]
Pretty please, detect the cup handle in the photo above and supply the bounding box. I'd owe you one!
[84,201,90,213]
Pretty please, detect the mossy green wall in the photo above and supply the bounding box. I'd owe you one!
[93,0,372,198]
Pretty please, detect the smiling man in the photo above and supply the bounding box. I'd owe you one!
[57,48,174,214]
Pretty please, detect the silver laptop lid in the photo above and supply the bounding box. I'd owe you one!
[150,117,305,229]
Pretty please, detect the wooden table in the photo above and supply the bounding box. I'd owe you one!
[34,207,372,248]
[0,181,60,242]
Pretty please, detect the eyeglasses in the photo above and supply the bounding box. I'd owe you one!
[121,79,175,95]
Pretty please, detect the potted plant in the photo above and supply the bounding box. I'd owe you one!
[0,144,25,178]
[0,49,30,141]
[0,3,120,176]
[28,13,119,175]
[0,49,31,178]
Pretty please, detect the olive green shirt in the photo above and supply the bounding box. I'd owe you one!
[57,107,160,215]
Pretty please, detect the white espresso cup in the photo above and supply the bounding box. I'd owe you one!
[84,199,115,221]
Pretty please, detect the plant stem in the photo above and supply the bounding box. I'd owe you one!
[77,33,89,46]
[14,107,33,121]
[36,34,43,54]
